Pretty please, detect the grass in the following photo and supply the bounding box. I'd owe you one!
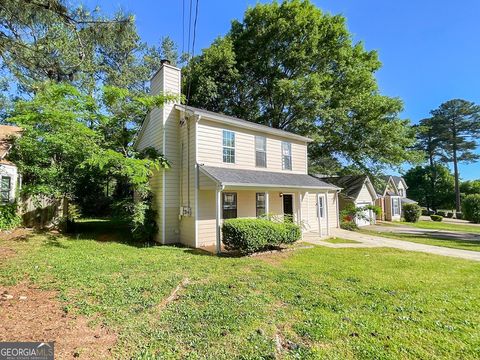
[360,229,480,252]
[384,220,480,234]
[1,219,480,359]
[324,238,360,244]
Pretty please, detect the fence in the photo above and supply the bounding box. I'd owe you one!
[20,196,68,229]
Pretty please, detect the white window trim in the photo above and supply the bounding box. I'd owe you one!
[255,135,267,168]
[282,141,292,171]
[222,130,236,164]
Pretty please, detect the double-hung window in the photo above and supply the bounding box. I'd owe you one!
[392,198,400,216]
[222,130,235,163]
[282,142,292,170]
[255,136,267,168]
[1,176,11,202]
[222,192,237,219]
[256,192,266,217]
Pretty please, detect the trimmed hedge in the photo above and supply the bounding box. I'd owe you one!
[446,212,454,218]
[456,212,463,220]
[403,203,421,223]
[0,203,21,230]
[222,218,301,254]
[463,194,480,223]
[430,214,443,222]
[437,211,446,217]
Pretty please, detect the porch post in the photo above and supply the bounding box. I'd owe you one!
[325,191,330,236]
[265,192,270,217]
[317,193,322,237]
[215,187,222,254]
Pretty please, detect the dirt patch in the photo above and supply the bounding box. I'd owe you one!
[0,227,32,241]
[0,283,116,359]
[0,247,17,260]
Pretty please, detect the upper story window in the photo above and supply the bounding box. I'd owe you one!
[282,142,292,170]
[1,176,11,202]
[255,136,267,168]
[222,130,235,163]
[399,189,405,197]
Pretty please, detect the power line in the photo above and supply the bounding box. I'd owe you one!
[186,0,199,105]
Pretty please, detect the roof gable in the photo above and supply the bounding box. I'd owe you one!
[320,175,377,201]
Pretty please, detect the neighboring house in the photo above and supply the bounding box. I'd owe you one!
[135,61,341,251]
[374,175,416,221]
[0,125,22,203]
[319,175,377,227]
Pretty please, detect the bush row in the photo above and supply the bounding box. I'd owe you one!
[463,194,480,223]
[0,203,22,230]
[222,218,301,254]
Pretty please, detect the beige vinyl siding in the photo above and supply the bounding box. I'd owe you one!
[198,190,216,247]
[162,66,182,244]
[178,117,196,247]
[199,172,217,189]
[197,119,307,174]
[356,184,375,204]
[327,192,338,229]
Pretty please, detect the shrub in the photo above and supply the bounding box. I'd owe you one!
[456,212,463,220]
[0,203,22,230]
[446,212,454,218]
[421,209,429,216]
[222,218,301,254]
[403,203,421,223]
[437,211,446,217]
[463,194,480,223]
[430,214,443,222]
[365,205,382,218]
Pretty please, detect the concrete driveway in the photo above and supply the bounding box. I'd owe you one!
[363,224,480,241]
[303,228,480,262]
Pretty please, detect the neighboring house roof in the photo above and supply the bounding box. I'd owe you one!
[401,197,417,205]
[0,125,22,166]
[391,175,408,189]
[318,175,377,201]
[374,175,400,197]
[200,165,340,190]
[175,105,313,143]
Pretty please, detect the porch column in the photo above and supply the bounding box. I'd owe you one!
[325,191,330,236]
[215,187,222,254]
[265,192,270,217]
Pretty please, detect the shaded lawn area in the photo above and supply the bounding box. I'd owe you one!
[381,220,480,234]
[360,229,480,252]
[1,219,480,359]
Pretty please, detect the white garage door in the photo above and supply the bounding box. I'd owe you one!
[355,202,374,227]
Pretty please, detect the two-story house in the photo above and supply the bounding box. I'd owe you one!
[135,61,341,251]
[375,175,415,221]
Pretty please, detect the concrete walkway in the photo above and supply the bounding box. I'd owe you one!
[303,229,480,262]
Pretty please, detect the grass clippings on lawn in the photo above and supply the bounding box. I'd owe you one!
[1,219,479,359]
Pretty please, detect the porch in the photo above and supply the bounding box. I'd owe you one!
[197,165,340,251]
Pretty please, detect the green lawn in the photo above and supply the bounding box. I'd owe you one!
[1,219,480,359]
[384,220,480,234]
[360,229,480,252]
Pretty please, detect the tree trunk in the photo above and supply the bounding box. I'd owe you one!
[453,149,461,212]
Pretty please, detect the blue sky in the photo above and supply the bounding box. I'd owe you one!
[83,0,480,179]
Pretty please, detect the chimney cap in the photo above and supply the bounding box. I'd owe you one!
[160,59,171,65]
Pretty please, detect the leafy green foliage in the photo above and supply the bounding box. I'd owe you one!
[184,0,420,173]
[340,204,373,230]
[222,218,301,254]
[463,194,480,223]
[3,220,480,359]
[461,180,480,195]
[404,165,455,211]
[403,203,421,223]
[430,215,443,222]
[0,202,21,230]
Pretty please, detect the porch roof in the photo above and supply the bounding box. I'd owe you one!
[200,165,340,190]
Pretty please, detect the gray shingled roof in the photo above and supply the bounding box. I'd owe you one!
[318,175,368,200]
[401,197,417,204]
[201,166,339,189]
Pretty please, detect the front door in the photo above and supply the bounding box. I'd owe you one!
[283,194,293,221]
